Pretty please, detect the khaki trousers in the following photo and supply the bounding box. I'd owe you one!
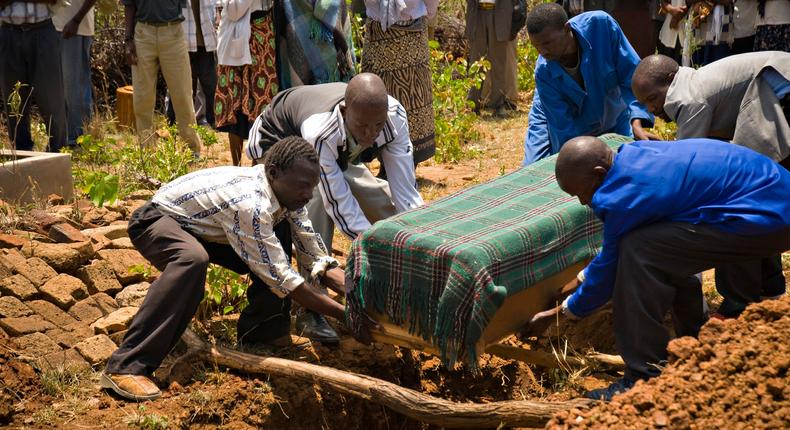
[305,163,397,253]
[132,22,201,153]
[467,9,518,109]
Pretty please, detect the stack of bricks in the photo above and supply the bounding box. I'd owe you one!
[0,212,157,373]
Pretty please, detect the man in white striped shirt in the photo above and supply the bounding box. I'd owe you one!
[101,137,357,402]
[246,73,424,249]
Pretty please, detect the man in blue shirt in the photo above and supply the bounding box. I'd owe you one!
[530,136,790,401]
[522,3,656,166]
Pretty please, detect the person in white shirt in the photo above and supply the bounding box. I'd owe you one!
[246,73,424,248]
[101,137,368,402]
[246,73,423,343]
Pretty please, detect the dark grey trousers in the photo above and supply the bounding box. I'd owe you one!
[106,202,292,375]
[0,20,67,152]
[614,222,790,381]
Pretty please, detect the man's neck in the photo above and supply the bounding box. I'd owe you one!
[558,34,580,69]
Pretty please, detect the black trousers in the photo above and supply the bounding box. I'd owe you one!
[0,20,67,151]
[166,47,217,127]
[613,222,790,381]
[106,202,292,375]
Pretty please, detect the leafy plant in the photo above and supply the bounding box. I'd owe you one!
[124,406,169,430]
[79,170,119,207]
[430,40,486,163]
[517,38,540,93]
[198,264,251,320]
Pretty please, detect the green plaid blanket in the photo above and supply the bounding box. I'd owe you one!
[346,134,631,367]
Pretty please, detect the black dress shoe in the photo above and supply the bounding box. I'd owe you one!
[295,310,340,344]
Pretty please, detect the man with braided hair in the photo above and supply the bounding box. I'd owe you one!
[101,137,359,402]
[246,73,424,343]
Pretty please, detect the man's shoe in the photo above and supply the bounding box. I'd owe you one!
[100,373,161,402]
[583,377,635,401]
[265,334,312,348]
[295,310,340,344]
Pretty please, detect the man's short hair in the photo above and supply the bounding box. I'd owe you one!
[263,136,319,171]
[526,3,569,34]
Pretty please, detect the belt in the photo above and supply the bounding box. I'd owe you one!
[138,20,182,27]
[0,18,52,32]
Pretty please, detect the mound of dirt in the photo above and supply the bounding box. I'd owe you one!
[0,340,40,425]
[548,295,790,429]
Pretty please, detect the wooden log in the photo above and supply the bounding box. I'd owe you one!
[180,329,594,428]
[116,85,135,130]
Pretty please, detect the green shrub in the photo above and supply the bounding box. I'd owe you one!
[430,41,486,163]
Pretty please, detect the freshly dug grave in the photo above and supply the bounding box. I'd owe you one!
[548,295,790,429]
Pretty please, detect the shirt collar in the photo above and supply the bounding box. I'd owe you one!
[257,165,286,217]
[664,67,695,122]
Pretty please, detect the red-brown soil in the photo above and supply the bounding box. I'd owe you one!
[549,295,790,429]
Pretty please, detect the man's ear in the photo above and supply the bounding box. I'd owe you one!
[339,101,346,118]
[266,164,279,181]
[667,71,676,84]
[592,165,608,182]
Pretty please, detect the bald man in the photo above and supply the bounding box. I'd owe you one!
[632,52,790,165]
[528,136,790,401]
[632,51,790,317]
[245,73,424,342]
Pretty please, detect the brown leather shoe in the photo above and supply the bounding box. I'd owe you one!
[265,334,312,348]
[100,372,161,402]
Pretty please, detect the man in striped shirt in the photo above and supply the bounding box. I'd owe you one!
[247,73,424,246]
[102,137,358,402]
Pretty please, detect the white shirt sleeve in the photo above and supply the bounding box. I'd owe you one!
[380,102,424,213]
[302,116,372,239]
[222,201,305,298]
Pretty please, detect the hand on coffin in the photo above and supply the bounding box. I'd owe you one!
[350,311,382,345]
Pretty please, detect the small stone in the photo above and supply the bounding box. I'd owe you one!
[91,307,138,335]
[21,241,88,272]
[108,237,135,250]
[74,334,117,365]
[0,316,55,336]
[41,274,89,304]
[0,233,27,249]
[0,296,33,318]
[12,332,62,357]
[92,293,119,314]
[30,209,66,231]
[89,234,112,253]
[81,223,129,240]
[126,190,154,200]
[115,282,150,307]
[38,348,91,373]
[0,274,38,300]
[97,249,154,285]
[46,194,64,205]
[0,249,57,287]
[75,260,123,295]
[26,300,79,327]
[48,223,88,244]
[46,328,82,349]
[68,298,105,324]
[108,329,127,345]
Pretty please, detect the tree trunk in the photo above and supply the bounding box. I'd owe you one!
[180,329,594,428]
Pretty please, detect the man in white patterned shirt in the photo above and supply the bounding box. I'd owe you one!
[101,137,355,402]
[0,0,68,152]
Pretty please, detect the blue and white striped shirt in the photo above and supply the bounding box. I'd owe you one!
[152,165,337,297]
